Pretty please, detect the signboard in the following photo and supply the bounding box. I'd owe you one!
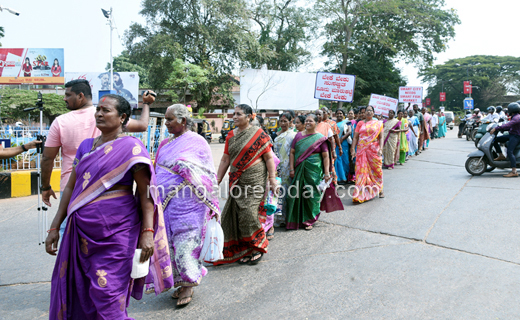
[464,81,472,94]
[0,48,65,85]
[314,71,355,103]
[426,98,431,106]
[440,107,445,113]
[65,72,139,108]
[439,92,446,102]
[368,94,398,117]
[398,86,423,104]
[464,97,474,110]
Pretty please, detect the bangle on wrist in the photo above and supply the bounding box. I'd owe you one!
[47,228,58,233]
[141,228,154,234]
[40,185,52,191]
[21,144,27,152]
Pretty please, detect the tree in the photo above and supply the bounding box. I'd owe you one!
[0,26,4,47]
[124,0,253,108]
[0,88,68,124]
[421,55,520,112]
[106,51,150,87]
[246,0,315,71]
[165,59,209,104]
[315,0,460,107]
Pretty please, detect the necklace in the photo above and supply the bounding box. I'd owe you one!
[169,129,188,142]
[91,132,124,152]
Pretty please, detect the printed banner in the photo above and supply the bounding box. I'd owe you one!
[398,86,423,104]
[0,48,65,85]
[368,94,398,117]
[314,71,356,103]
[65,72,139,108]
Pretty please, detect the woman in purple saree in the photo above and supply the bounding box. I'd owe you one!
[154,104,220,306]
[45,95,173,319]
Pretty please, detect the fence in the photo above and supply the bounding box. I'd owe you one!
[1,121,168,172]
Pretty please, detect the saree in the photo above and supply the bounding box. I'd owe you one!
[273,129,297,227]
[408,116,419,156]
[214,126,272,265]
[49,136,173,320]
[335,120,350,182]
[316,121,337,184]
[398,118,409,164]
[353,120,383,203]
[155,131,220,287]
[438,116,447,137]
[383,118,400,169]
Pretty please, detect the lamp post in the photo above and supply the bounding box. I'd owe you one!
[102,8,114,91]
[0,5,20,16]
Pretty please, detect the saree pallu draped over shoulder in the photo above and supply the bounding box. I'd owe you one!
[383,118,400,169]
[49,136,173,320]
[214,126,272,265]
[155,131,220,287]
[353,120,384,203]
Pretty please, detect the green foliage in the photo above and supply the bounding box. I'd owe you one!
[0,26,4,47]
[106,51,150,87]
[165,59,209,103]
[0,88,68,122]
[421,55,520,112]
[246,0,315,71]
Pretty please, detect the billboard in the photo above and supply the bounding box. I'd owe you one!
[368,94,398,117]
[0,48,65,85]
[65,72,139,108]
[240,68,318,111]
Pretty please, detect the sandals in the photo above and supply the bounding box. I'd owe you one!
[266,232,274,240]
[177,288,194,307]
[304,225,313,231]
[249,252,263,265]
[238,255,252,264]
[171,288,181,299]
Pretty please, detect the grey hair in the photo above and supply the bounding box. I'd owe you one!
[167,104,193,126]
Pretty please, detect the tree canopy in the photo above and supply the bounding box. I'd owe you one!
[421,55,520,111]
[0,26,4,47]
[0,88,68,124]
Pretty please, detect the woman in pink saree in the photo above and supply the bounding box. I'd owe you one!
[45,95,173,319]
[350,106,384,203]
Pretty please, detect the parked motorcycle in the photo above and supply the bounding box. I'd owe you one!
[465,123,520,175]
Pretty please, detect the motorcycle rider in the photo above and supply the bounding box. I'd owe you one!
[471,108,482,120]
[483,106,499,122]
[496,105,507,121]
[458,110,472,138]
[490,102,520,177]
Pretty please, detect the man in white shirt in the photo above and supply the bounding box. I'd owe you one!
[496,106,507,120]
[431,111,439,139]
[483,106,500,122]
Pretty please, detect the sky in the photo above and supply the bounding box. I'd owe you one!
[1,0,520,91]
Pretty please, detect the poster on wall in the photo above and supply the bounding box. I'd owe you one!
[368,94,398,117]
[314,71,356,103]
[65,72,139,108]
[398,86,423,104]
[0,48,65,85]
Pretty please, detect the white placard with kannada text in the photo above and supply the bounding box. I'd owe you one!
[398,86,423,104]
[314,71,356,103]
[368,94,399,117]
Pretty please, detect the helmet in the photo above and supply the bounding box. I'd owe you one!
[487,106,495,112]
[496,106,503,113]
[507,102,520,115]
[466,110,471,115]
[473,108,480,113]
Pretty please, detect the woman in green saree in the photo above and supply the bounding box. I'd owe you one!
[286,114,334,230]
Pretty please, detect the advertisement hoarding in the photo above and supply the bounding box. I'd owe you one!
[0,48,65,85]
[65,72,139,108]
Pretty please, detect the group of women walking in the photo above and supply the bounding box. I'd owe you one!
[44,96,437,318]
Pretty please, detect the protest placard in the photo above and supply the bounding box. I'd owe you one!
[368,94,398,117]
[314,71,355,103]
[398,86,423,104]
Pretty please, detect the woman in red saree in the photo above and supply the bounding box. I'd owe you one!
[215,104,278,265]
[350,106,384,203]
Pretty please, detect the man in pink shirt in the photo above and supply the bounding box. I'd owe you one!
[40,79,154,207]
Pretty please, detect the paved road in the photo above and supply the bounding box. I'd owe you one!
[1,129,520,319]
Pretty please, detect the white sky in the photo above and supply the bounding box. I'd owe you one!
[1,0,519,90]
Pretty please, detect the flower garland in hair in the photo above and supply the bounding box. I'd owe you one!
[252,113,257,120]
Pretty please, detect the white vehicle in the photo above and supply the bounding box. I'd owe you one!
[444,111,454,130]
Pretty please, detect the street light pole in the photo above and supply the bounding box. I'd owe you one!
[102,7,114,91]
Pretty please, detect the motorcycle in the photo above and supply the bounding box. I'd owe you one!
[464,118,479,141]
[474,118,504,147]
[465,123,520,175]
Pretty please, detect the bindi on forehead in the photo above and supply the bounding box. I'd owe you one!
[101,97,107,102]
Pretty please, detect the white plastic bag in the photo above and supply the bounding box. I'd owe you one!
[130,249,150,279]
[202,216,224,263]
